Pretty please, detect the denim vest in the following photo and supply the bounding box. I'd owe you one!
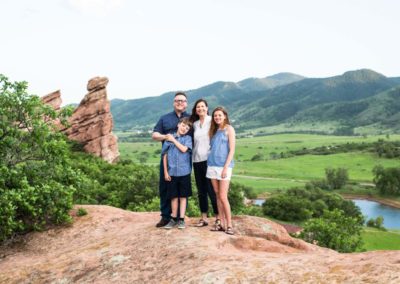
[207,129,234,168]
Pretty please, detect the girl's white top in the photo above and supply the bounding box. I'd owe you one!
[192,115,211,163]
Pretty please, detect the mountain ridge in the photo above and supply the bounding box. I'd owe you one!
[110,69,400,134]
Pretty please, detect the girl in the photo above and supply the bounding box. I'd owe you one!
[206,107,235,235]
[190,99,219,227]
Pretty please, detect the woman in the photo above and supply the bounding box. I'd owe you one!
[190,99,219,227]
[206,106,235,235]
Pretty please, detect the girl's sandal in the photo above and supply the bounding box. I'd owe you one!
[195,219,208,227]
[210,219,224,232]
[225,227,234,235]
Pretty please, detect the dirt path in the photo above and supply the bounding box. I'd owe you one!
[234,174,307,183]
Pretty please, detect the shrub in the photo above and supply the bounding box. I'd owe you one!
[262,188,363,223]
[77,208,88,217]
[0,74,74,242]
[373,165,400,196]
[325,167,349,190]
[299,209,363,252]
[251,153,264,161]
[366,216,386,231]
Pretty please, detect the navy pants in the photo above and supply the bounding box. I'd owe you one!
[193,161,218,215]
[159,160,172,220]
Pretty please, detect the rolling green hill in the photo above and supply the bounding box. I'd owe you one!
[111,72,305,130]
[111,69,400,134]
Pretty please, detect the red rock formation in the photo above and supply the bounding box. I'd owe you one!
[42,77,120,163]
[0,205,399,283]
[41,90,62,111]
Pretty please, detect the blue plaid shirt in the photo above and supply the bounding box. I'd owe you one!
[161,134,192,177]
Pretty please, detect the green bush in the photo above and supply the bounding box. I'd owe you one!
[373,165,400,196]
[262,187,363,223]
[325,167,349,190]
[366,216,386,231]
[0,74,74,242]
[251,153,264,161]
[77,208,88,217]
[299,209,363,252]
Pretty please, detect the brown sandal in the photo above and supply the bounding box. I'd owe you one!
[210,219,224,232]
[195,219,208,227]
[225,227,234,235]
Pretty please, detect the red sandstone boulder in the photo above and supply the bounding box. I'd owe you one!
[42,77,120,163]
[41,90,62,111]
[1,206,399,283]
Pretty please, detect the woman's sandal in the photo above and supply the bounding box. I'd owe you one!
[195,219,208,227]
[225,227,234,235]
[210,219,225,232]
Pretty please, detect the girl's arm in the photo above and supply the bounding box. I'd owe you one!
[224,125,236,169]
[163,154,171,181]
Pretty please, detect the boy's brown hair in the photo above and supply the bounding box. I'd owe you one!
[179,117,193,129]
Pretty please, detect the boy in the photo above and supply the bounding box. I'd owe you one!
[162,117,193,229]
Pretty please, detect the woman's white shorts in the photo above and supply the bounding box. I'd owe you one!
[206,166,233,181]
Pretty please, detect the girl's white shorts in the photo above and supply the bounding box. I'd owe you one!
[206,166,233,181]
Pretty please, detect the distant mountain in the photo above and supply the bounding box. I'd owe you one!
[235,69,399,128]
[111,72,305,130]
[111,69,400,134]
[237,73,305,91]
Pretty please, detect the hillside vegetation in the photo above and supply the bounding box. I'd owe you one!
[111,69,400,134]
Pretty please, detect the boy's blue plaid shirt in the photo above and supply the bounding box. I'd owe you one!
[161,134,192,176]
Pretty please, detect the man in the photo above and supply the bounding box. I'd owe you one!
[152,92,190,227]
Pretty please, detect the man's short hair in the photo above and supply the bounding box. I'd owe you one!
[175,92,187,99]
[179,117,192,128]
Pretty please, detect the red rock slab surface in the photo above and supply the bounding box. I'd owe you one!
[0,205,399,283]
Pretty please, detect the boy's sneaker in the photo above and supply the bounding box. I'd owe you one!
[178,220,186,229]
[163,219,177,229]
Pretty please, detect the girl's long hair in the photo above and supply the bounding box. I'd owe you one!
[189,98,209,123]
[209,106,230,139]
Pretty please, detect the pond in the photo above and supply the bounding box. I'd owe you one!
[252,198,400,229]
[353,199,400,230]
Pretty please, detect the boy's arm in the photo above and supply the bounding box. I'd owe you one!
[163,154,171,181]
[168,136,189,153]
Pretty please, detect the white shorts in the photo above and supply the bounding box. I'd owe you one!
[206,166,233,181]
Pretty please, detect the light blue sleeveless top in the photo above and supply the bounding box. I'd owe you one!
[207,128,234,168]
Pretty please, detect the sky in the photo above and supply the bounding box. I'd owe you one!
[1,0,399,105]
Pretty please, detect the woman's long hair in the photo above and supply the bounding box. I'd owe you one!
[189,98,209,123]
[209,106,230,139]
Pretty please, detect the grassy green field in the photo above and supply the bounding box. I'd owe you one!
[119,133,400,194]
[361,228,400,251]
[118,133,400,251]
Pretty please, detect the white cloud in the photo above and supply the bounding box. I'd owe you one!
[68,0,125,17]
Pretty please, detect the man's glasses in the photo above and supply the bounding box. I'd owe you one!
[174,99,187,104]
